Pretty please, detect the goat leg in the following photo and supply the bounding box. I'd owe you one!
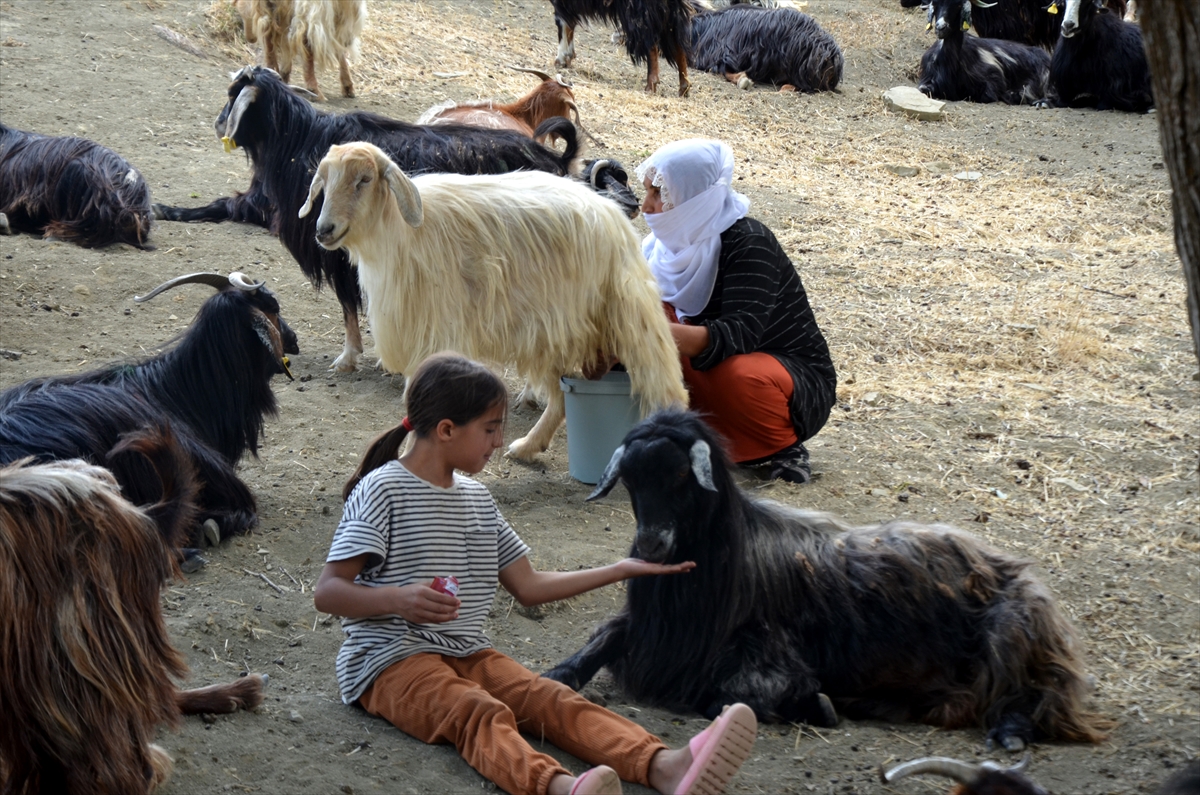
[176,673,266,715]
[332,304,364,372]
[646,46,661,94]
[152,176,273,227]
[507,386,565,460]
[543,616,629,691]
[302,35,326,101]
[674,44,691,98]
[339,52,354,98]
[554,18,575,69]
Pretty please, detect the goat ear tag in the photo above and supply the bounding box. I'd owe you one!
[1047,3,1058,12]
[962,19,971,29]
[221,136,237,153]
[926,21,933,29]
[280,355,294,380]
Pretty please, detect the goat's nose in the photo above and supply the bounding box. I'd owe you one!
[315,221,334,237]
[935,17,948,31]
[1060,20,1076,35]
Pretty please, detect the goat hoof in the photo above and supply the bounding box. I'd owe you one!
[0,212,10,235]
[331,353,358,372]
[816,693,839,727]
[202,518,221,548]
[506,437,543,461]
[179,549,208,573]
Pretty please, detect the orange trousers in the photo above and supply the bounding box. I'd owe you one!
[666,306,798,463]
[359,649,667,795]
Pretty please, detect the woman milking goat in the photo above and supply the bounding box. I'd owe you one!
[633,139,836,483]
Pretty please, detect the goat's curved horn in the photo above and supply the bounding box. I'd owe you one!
[227,272,265,292]
[970,0,998,7]
[589,159,612,188]
[690,440,718,492]
[587,444,625,501]
[134,272,235,303]
[981,752,1033,775]
[567,100,606,149]
[221,85,259,152]
[879,757,981,785]
[554,72,573,87]
[288,84,320,100]
[509,65,554,82]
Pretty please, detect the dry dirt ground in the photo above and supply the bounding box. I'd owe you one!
[1,0,1197,793]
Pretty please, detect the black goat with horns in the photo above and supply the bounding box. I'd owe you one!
[545,411,1112,750]
[1042,0,1152,113]
[154,65,595,372]
[918,0,1050,104]
[0,122,154,249]
[0,272,298,568]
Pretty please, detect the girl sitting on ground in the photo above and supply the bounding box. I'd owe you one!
[314,352,758,795]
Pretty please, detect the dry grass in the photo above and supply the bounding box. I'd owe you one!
[197,0,1198,739]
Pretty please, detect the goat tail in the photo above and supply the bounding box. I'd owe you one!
[106,424,202,556]
[979,572,1113,743]
[604,243,689,414]
[291,0,366,71]
[533,117,582,174]
[176,673,267,715]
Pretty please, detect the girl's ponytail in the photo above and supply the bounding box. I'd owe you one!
[343,423,409,501]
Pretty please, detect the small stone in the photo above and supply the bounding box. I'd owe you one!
[341,786,354,795]
[869,488,889,497]
[954,171,982,181]
[884,164,919,177]
[168,314,178,320]
[124,308,132,315]
[882,86,946,121]
[925,160,955,174]
[0,349,22,361]
[289,710,303,723]
[72,284,90,296]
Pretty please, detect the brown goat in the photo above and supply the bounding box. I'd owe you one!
[416,67,603,147]
[0,429,264,795]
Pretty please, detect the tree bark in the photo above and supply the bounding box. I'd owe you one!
[1140,0,1200,369]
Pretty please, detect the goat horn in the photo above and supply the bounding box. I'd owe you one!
[508,65,553,81]
[133,272,237,303]
[589,159,612,188]
[970,0,998,6]
[288,84,320,100]
[879,757,981,785]
[221,85,259,153]
[587,444,625,501]
[981,752,1033,775]
[567,100,606,149]
[690,440,718,492]
[227,272,265,292]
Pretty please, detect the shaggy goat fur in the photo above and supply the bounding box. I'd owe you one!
[547,411,1111,749]
[416,69,583,143]
[154,66,583,372]
[966,0,1126,50]
[1044,0,1152,112]
[234,0,366,100]
[551,0,695,95]
[918,0,1050,104]
[0,436,263,795]
[0,123,153,249]
[690,5,843,92]
[0,274,297,551]
[301,142,688,460]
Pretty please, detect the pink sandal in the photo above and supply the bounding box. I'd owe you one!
[676,703,758,795]
[570,765,622,795]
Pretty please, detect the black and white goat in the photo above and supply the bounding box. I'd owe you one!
[551,0,695,96]
[0,123,153,249]
[901,0,1125,50]
[154,66,586,371]
[0,272,297,564]
[1043,0,1152,112]
[690,5,843,92]
[546,411,1112,750]
[918,0,1050,104]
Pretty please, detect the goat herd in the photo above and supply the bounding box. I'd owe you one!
[0,0,1187,794]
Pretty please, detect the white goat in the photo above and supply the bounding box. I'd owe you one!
[299,141,688,460]
[234,0,367,100]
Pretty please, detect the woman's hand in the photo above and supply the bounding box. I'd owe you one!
[391,584,460,624]
[612,558,696,579]
[669,321,711,357]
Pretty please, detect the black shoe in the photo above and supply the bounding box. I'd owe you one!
[767,442,811,485]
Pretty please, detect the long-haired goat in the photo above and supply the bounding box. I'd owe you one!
[1043,0,1152,112]
[0,435,264,795]
[545,410,1112,750]
[690,5,843,92]
[234,0,367,101]
[881,754,1048,795]
[0,122,153,249]
[300,142,687,460]
[918,0,1050,104]
[153,65,583,371]
[904,0,1125,50]
[551,0,695,96]
[0,272,297,561]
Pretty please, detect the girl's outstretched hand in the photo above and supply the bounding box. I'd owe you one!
[614,558,697,579]
[393,584,460,624]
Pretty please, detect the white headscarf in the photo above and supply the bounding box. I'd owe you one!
[637,139,750,319]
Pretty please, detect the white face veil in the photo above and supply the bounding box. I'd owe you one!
[636,139,750,319]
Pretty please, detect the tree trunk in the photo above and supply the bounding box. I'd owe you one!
[1140,0,1200,369]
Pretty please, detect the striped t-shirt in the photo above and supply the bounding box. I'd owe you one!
[326,460,530,704]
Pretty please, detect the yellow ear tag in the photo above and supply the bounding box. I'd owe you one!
[963,19,971,29]
[281,355,293,379]
[221,136,237,153]
[927,21,933,29]
[1047,2,1058,12]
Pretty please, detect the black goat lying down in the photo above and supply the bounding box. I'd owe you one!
[690,5,843,93]
[1043,0,1152,112]
[0,272,297,565]
[545,411,1112,750]
[154,66,591,371]
[0,122,154,249]
[918,0,1050,104]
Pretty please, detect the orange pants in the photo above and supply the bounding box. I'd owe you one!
[666,307,798,462]
[359,649,667,795]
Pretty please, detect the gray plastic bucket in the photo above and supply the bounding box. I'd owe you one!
[560,371,640,485]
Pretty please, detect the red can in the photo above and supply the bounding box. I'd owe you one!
[431,575,460,597]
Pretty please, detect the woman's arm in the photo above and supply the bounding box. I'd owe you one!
[314,554,460,624]
[499,556,696,608]
[670,322,711,357]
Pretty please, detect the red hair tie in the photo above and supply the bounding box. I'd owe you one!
[401,416,414,432]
